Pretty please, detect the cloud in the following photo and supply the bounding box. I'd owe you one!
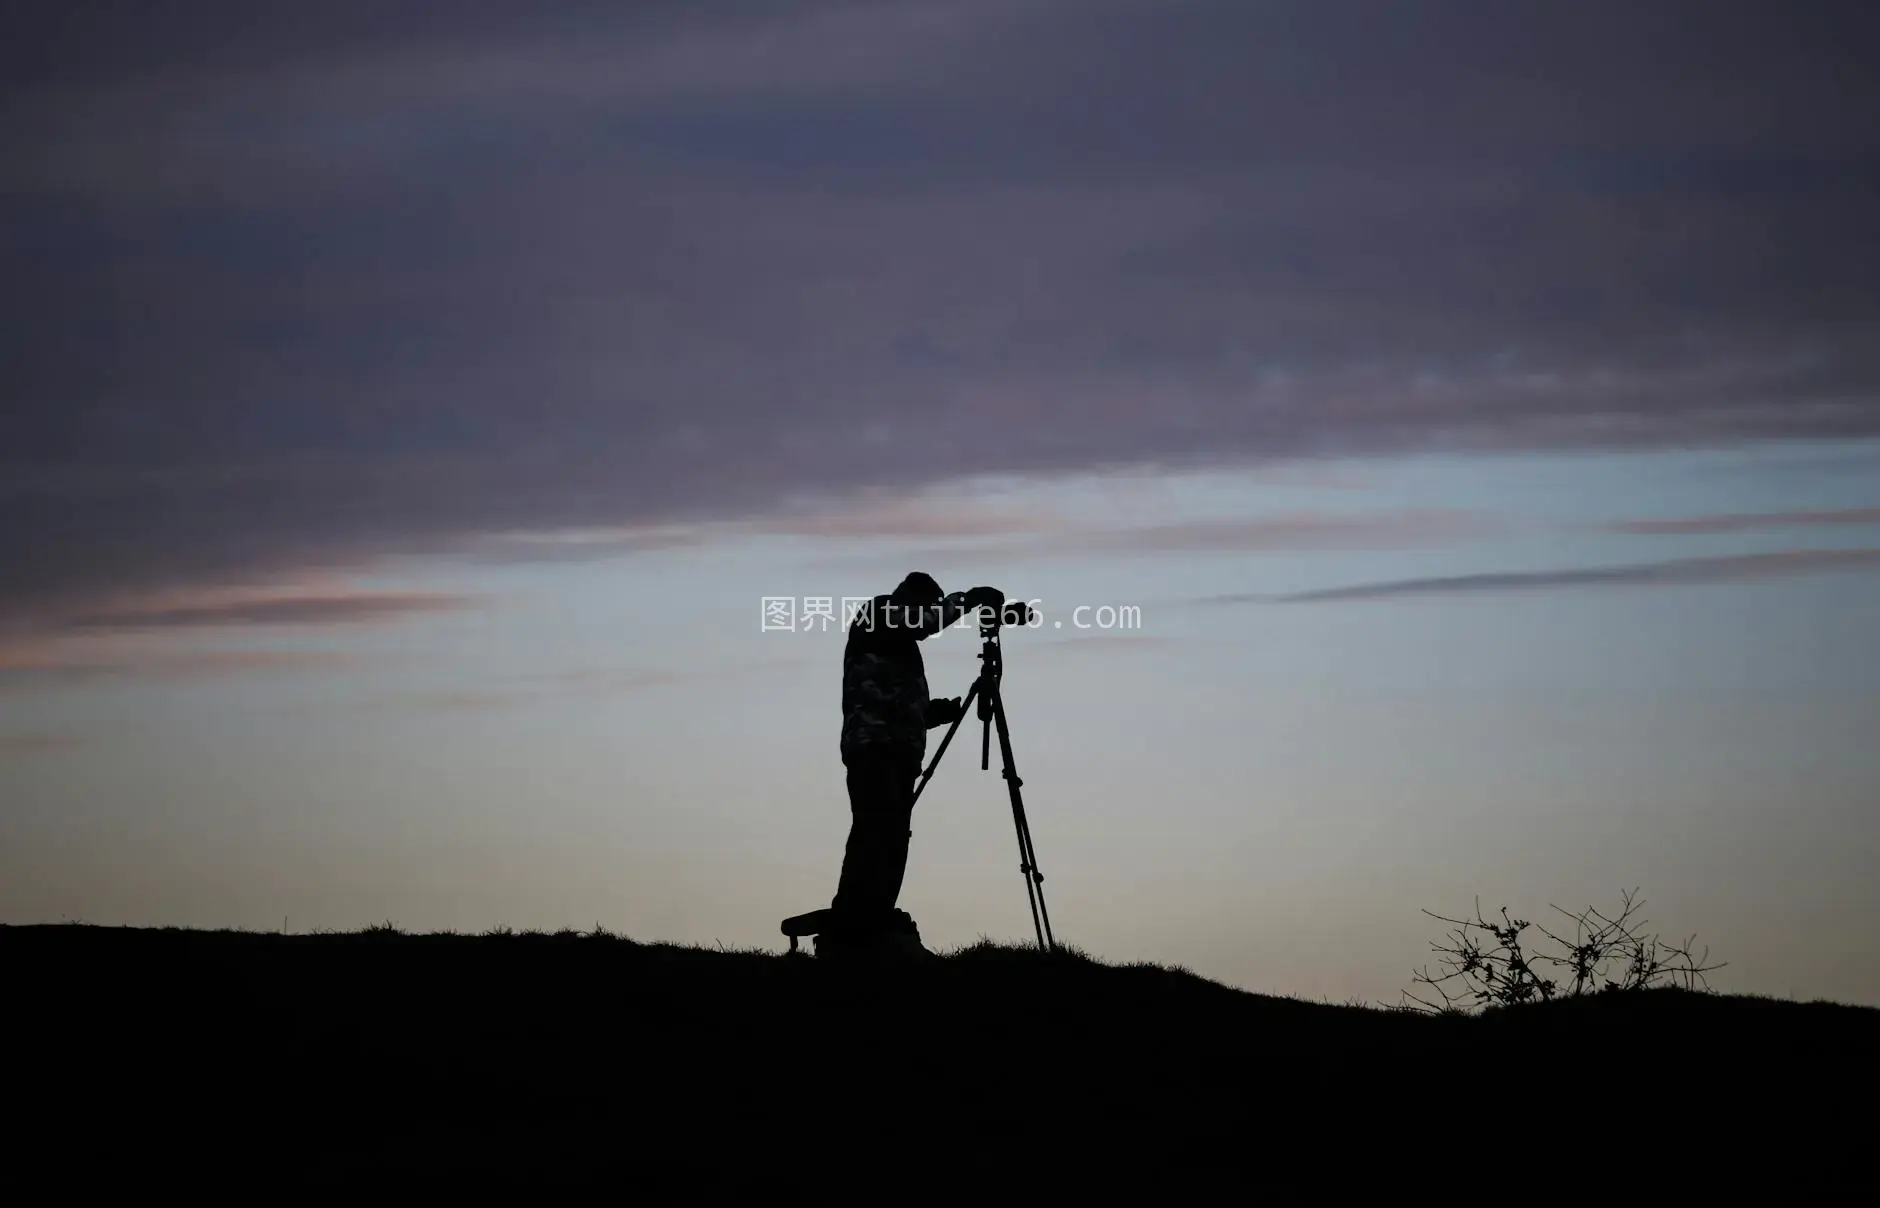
[1241,463,1381,492]
[5,1,1878,624]
[414,688,547,713]
[0,577,467,690]
[1606,506,1880,535]
[533,667,685,695]
[407,657,816,712]
[813,508,1488,572]
[62,589,479,631]
[1065,511,1487,554]
[412,677,673,713]
[1019,633,1175,656]
[0,731,85,758]
[461,525,714,564]
[1204,548,1880,604]
[0,646,364,693]
[751,497,1067,541]
[461,493,1456,575]
[453,496,1066,566]
[147,650,366,673]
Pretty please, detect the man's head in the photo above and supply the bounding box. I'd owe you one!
[882,571,944,638]
[891,571,943,608]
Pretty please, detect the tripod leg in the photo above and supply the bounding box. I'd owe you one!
[989,686,1055,952]
[911,680,979,808]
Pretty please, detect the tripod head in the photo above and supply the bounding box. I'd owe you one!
[976,623,1001,725]
[963,589,1033,724]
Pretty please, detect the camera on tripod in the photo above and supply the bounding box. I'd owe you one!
[959,585,1036,632]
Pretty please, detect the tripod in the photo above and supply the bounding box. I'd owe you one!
[910,616,1057,952]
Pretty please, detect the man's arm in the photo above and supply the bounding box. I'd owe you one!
[893,590,972,638]
[849,591,963,645]
[856,586,1002,639]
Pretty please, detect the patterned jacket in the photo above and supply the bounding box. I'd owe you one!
[840,592,967,765]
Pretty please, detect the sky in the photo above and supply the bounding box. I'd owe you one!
[3,0,1878,1006]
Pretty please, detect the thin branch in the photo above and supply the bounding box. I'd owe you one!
[1403,889,1723,1012]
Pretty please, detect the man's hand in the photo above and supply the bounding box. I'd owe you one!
[925,696,965,728]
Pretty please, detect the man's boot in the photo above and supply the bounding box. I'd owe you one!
[814,910,937,963]
[882,910,938,960]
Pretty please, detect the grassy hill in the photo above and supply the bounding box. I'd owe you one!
[6,922,1873,1189]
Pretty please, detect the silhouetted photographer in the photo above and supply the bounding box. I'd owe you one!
[781,571,1049,963]
[812,573,997,959]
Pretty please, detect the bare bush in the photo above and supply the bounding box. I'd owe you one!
[1399,888,1725,1014]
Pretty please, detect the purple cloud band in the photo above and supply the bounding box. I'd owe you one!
[5,1,1879,625]
[0,731,84,758]
[64,591,478,632]
[1209,548,1880,604]
[1607,507,1880,535]
[0,649,364,694]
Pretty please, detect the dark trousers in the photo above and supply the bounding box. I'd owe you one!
[831,748,921,932]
